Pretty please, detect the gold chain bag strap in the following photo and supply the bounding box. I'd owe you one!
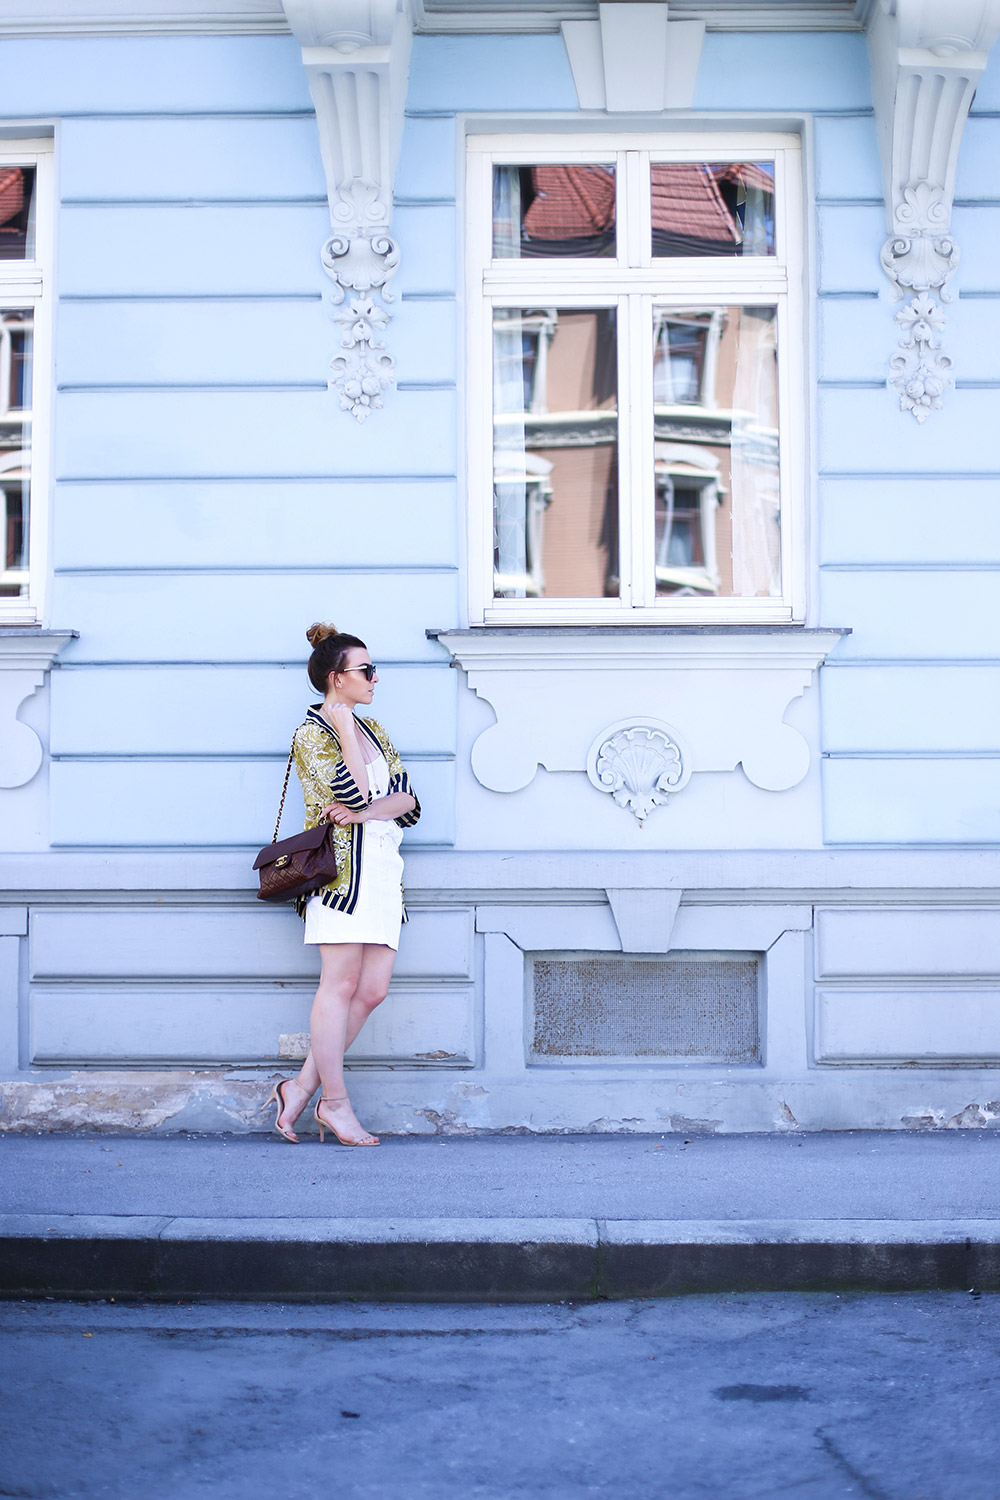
[253,735,340,903]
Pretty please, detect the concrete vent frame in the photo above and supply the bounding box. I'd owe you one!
[528,951,763,1066]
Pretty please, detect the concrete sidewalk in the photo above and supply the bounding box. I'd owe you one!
[2,1131,999,1300]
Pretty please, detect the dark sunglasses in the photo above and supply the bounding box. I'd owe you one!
[341,663,377,682]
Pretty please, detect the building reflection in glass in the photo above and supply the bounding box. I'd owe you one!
[493,307,618,599]
[653,305,780,599]
[0,308,31,598]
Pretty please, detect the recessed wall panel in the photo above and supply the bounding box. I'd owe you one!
[815,988,1000,1064]
[816,908,1000,979]
[29,983,475,1066]
[30,906,472,981]
[50,666,457,757]
[52,572,454,664]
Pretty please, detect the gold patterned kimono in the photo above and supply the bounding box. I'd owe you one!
[291,705,420,919]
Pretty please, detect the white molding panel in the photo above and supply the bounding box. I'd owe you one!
[815,988,1000,1065]
[29,982,476,1065]
[816,907,1000,979]
[0,0,862,37]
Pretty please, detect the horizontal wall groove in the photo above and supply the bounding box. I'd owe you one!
[817,290,879,300]
[816,197,882,207]
[46,841,454,852]
[396,380,457,391]
[822,750,1000,760]
[820,658,1000,667]
[57,383,328,394]
[818,380,884,389]
[55,473,459,484]
[52,564,459,577]
[49,752,457,763]
[56,659,445,670]
[820,561,1000,571]
[821,471,1000,480]
[61,197,328,208]
[59,293,324,304]
[58,111,317,122]
[393,197,456,208]
[400,292,456,303]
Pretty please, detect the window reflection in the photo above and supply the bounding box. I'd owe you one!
[651,162,774,257]
[653,306,780,599]
[494,307,618,599]
[0,168,36,261]
[493,165,616,259]
[1,309,31,598]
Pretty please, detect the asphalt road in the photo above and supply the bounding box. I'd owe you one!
[2,1292,999,1500]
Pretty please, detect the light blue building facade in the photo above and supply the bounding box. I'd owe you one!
[2,0,1000,1133]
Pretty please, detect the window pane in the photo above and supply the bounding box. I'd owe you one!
[651,162,774,258]
[653,305,780,599]
[1,308,32,598]
[494,307,619,600]
[493,165,616,259]
[0,167,36,261]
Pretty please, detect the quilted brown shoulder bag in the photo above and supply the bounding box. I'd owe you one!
[253,739,339,902]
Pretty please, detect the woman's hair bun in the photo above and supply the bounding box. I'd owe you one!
[306,621,339,647]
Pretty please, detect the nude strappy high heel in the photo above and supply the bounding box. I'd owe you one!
[314,1096,379,1147]
[260,1079,303,1144]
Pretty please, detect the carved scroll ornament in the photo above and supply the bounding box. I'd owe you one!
[868,0,1000,419]
[321,182,400,420]
[282,1,413,421]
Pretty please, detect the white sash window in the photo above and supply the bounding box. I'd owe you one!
[0,140,53,623]
[466,131,805,625]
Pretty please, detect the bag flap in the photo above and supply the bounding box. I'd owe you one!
[253,822,329,870]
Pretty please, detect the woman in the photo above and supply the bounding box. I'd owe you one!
[262,623,419,1145]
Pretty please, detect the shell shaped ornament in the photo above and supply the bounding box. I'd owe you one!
[586,718,692,825]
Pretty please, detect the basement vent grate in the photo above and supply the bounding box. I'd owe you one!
[531,953,761,1063]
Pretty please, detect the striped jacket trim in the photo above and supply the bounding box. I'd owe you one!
[291,707,420,920]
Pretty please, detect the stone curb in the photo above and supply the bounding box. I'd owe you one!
[3,1216,1000,1300]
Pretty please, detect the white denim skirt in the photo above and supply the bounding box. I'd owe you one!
[303,755,404,950]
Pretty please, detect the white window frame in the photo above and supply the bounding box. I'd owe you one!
[0,138,55,624]
[466,130,805,626]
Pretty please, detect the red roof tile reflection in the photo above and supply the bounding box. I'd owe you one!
[651,163,737,243]
[522,165,616,239]
[519,162,773,245]
[0,169,25,231]
[712,161,774,194]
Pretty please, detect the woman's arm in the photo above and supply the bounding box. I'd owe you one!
[323,703,370,804]
[324,792,417,826]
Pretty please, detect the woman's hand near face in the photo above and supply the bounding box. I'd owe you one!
[326,702,358,741]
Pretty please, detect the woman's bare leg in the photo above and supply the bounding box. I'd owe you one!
[279,944,397,1140]
[313,942,395,1140]
[267,944,397,1143]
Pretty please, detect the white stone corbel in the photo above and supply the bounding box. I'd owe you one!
[866,0,1000,420]
[282,0,414,420]
[0,630,76,789]
[561,3,705,112]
